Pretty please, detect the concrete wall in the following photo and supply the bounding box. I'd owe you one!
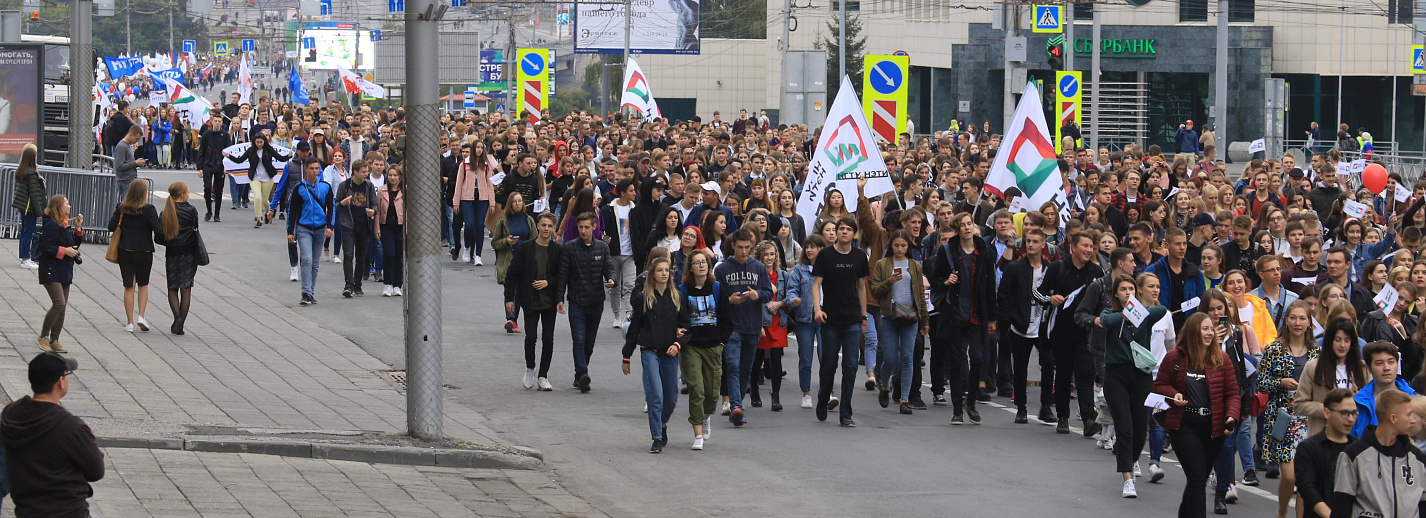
[635,38,773,117]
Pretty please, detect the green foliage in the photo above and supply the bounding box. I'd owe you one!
[1,0,208,58]
[815,13,865,102]
[581,58,623,118]
[549,89,592,118]
[701,0,766,39]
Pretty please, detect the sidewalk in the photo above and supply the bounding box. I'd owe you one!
[0,237,605,517]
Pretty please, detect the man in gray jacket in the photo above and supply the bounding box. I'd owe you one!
[1332,388,1426,518]
[113,126,147,197]
[557,211,616,393]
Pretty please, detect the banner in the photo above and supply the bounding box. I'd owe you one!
[516,49,550,121]
[222,142,294,185]
[0,45,42,161]
[862,54,909,145]
[795,76,894,237]
[289,64,311,105]
[985,80,1070,227]
[159,77,214,129]
[574,0,700,54]
[151,68,186,90]
[238,55,253,105]
[478,49,504,90]
[1054,71,1082,153]
[338,67,386,98]
[104,56,146,79]
[619,57,661,121]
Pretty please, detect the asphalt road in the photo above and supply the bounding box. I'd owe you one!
[138,170,1282,517]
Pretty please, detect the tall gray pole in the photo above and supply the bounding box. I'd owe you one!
[403,0,445,442]
[1336,0,1344,129]
[781,0,791,121]
[126,0,131,55]
[837,0,845,80]
[168,0,174,62]
[1213,0,1228,152]
[622,0,631,118]
[507,16,517,119]
[1089,4,1100,151]
[1064,2,1074,72]
[69,0,94,169]
[1002,3,1014,134]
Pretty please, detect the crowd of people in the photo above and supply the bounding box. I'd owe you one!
[14,88,1426,516]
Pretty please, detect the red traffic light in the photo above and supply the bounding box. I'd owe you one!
[1049,45,1062,57]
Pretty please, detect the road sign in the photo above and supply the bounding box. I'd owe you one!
[214,41,230,56]
[388,0,403,12]
[320,0,331,15]
[1413,45,1425,74]
[303,37,316,49]
[862,54,909,145]
[242,39,255,53]
[371,30,382,42]
[464,85,477,108]
[495,103,506,113]
[516,49,550,120]
[1054,71,1083,153]
[1033,5,1063,34]
[182,40,195,54]
[892,50,908,57]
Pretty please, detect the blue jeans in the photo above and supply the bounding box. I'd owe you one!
[863,311,879,375]
[876,315,918,401]
[723,332,759,410]
[117,179,133,199]
[442,205,452,243]
[568,303,603,378]
[818,323,862,419]
[461,200,489,256]
[294,225,323,296]
[641,350,680,441]
[18,214,38,260]
[1149,419,1166,463]
[1215,417,1255,493]
[368,226,385,272]
[793,321,821,394]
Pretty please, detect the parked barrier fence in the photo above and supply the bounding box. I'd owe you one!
[0,163,151,245]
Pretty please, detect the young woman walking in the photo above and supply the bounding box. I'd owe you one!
[1099,274,1168,498]
[505,212,562,391]
[453,140,498,264]
[1155,312,1242,518]
[107,179,162,332]
[622,256,691,454]
[157,182,201,335]
[493,192,535,331]
[679,248,724,449]
[870,230,929,415]
[785,234,829,409]
[375,165,405,297]
[11,144,44,269]
[1257,300,1317,518]
[36,195,83,353]
[749,242,790,411]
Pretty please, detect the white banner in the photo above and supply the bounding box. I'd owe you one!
[158,77,213,129]
[1343,199,1369,219]
[238,55,252,105]
[339,67,386,98]
[222,142,293,185]
[619,57,661,121]
[1248,138,1266,153]
[984,80,1069,227]
[795,76,894,237]
[574,0,700,54]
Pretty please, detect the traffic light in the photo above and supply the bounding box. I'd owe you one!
[1047,35,1064,70]
[306,48,317,62]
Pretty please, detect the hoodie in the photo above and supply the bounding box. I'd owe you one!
[1352,379,1418,438]
[714,256,773,335]
[1331,429,1426,518]
[1,397,104,518]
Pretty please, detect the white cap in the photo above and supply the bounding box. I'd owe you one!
[700,181,721,196]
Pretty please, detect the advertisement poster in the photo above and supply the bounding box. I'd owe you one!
[0,44,42,162]
[575,0,700,54]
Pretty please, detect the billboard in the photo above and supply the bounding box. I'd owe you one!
[479,49,504,91]
[574,0,700,54]
[0,44,43,162]
[301,28,375,70]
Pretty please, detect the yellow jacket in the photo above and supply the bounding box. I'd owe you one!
[1239,294,1277,350]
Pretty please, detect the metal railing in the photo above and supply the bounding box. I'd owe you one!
[0,163,151,244]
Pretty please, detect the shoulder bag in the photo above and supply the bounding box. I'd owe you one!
[1123,320,1157,374]
[194,229,210,266]
[105,214,123,263]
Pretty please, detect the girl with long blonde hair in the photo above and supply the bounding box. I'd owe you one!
[159,182,201,335]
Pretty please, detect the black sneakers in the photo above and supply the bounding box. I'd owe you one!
[899,402,912,415]
[577,374,591,393]
[951,413,964,426]
[878,389,890,409]
[1038,407,1058,424]
[816,396,829,422]
[1014,407,1028,424]
[1083,420,1103,438]
[1056,420,1070,434]
[933,395,948,406]
[839,417,856,427]
[1243,470,1260,487]
[964,405,982,425]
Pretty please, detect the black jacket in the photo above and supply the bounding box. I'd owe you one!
[107,204,162,253]
[37,217,82,285]
[1296,431,1355,518]
[640,205,682,273]
[623,287,692,358]
[1361,310,1422,380]
[1037,256,1106,341]
[504,239,564,307]
[1220,241,1266,286]
[1,397,104,518]
[997,256,1051,336]
[627,179,664,270]
[928,235,999,332]
[197,127,231,172]
[557,238,615,307]
[156,202,200,258]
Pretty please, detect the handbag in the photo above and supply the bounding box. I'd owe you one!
[105,214,123,263]
[1271,407,1292,441]
[1123,321,1157,374]
[892,302,918,322]
[194,229,210,266]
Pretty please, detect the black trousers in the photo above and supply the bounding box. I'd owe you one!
[1104,364,1152,473]
[943,320,986,410]
[1053,332,1098,422]
[341,224,370,291]
[523,307,557,377]
[1008,331,1055,410]
[1171,413,1225,518]
[994,328,1013,389]
[202,169,225,217]
[929,319,947,396]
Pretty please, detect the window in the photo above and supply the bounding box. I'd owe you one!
[1179,0,1207,22]
[1228,0,1254,22]
[830,0,860,11]
[1073,1,1092,20]
[1390,0,1413,24]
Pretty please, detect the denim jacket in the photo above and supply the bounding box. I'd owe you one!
[761,269,792,329]
[785,264,817,324]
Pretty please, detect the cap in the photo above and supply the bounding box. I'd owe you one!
[700,181,721,196]
[29,352,77,390]
[1191,213,1221,227]
[1288,167,1305,179]
[1185,120,1194,125]
[312,129,325,135]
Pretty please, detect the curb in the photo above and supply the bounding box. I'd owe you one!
[96,435,543,470]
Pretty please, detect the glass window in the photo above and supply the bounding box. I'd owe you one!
[1179,0,1207,22]
[1228,0,1254,22]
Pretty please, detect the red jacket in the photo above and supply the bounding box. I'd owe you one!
[1154,347,1241,437]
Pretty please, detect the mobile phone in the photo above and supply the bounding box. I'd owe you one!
[1218,316,1229,327]
[894,267,903,276]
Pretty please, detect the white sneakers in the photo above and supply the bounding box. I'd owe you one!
[392,287,402,297]
[124,323,136,332]
[382,285,394,297]
[720,400,731,415]
[290,266,300,281]
[523,369,536,389]
[1149,463,1165,483]
[800,395,813,408]
[135,316,150,332]
[19,260,38,270]
[537,377,553,391]
[702,417,711,439]
[333,255,342,264]
[692,436,704,450]
[1132,462,1142,478]
[460,249,471,263]
[473,255,484,266]
[1122,479,1137,498]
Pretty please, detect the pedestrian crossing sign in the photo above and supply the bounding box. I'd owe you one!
[1413,45,1425,74]
[214,41,230,56]
[1033,5,1063,34]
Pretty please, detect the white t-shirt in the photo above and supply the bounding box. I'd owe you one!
[614,203,634,256]
[1336,365,1350,389]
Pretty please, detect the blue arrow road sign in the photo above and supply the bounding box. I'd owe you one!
[242,39,255,53]
[182,40,195,53]
[371,30,382,41]
[1058,74,1079,98]
[868,60,903,96]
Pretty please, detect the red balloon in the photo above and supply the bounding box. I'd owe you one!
[1362,163,1389,195]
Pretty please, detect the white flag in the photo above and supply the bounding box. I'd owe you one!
[795,76,894,237]
[1248,138,1266,153]
[238,55,253,105]
[620,58,660,122]
[158,77,213,129]
[984,81,1069,227]
[339,67,386,98]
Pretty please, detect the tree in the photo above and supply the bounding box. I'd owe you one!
[549,89,592,118]
[0,0,208,58]
[814,13,865,102]
[582,58,623,119]
[702,0,766,39]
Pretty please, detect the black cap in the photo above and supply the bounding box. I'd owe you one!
[1192,213,1221,227]
[1288,167,1305,179]
[29,352,77,390]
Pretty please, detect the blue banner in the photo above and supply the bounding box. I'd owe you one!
[152,68,186,90]
[103,56,145,79]
[289,64,311,105]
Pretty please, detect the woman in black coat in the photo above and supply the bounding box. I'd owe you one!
[158,182,202,335]
[107,179,163,333]
[37,194,84,353]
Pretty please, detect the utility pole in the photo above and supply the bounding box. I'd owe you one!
[126,0,131,55]
[1336,0,1344,129]
[1063,1,1073,72]
[837,0,845,80]
[1213,0,1228,153]
[621,0,630,118]
[1001,3,1014,134]
[403,0,446,442]
[1089,3,1100,151]
[507,14,517,119]
[69,0,94,169]
[168,0,174,63]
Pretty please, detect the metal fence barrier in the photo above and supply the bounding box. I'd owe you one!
[0,164,150,245]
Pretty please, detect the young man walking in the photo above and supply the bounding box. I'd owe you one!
[557,212,616,393]
[1331,388,1426,518]
[715,228,773,426]
[813,216,869,427]
[505,212,563,391]
[602,179,639,329]
[286,158,334,306]
[929,212,999,425]
[1294,388,1356,518]
[2,353,104,518]
[336,159,376,298]
[1038,231,1105,435]
[998,228,1054,423]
